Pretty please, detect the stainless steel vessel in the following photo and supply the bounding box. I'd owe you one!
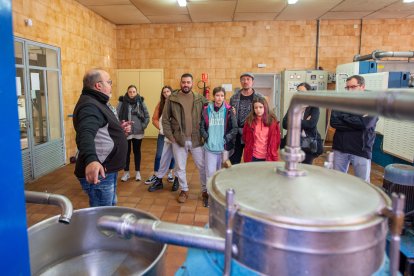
[209,162,390,275]
[98,91,412,276]
[28,207,166,276]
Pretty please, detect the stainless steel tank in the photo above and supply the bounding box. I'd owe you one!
[28,207,166,275]
[208,162,390,275]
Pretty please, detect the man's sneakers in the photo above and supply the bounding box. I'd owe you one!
[121,171,130,182]
[167,170,174,183]
[148,177,163,192]
[144,175,157,185]
[178,191,189,203]
[135,171,141,181]
[202,191,209,208]
[171,177,179,192]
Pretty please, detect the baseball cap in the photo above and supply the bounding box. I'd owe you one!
[240,72,255,80]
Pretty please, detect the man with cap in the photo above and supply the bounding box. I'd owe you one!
[229,72,264,164]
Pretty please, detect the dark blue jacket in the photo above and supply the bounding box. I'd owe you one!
[330,111,378,159]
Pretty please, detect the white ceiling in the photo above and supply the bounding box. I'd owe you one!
[75,0,414,25]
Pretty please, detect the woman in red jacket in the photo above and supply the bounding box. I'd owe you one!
[242,97,280,162]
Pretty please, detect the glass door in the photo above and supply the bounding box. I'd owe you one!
[15,39,65,182]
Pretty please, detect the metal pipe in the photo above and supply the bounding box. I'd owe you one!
[97,213,225,252]
[353,50,414,61]
[224,189,237,276]
[388,193,405,276]
[315,19,320,70]
[25,191,73,224]
[278,90,414,176]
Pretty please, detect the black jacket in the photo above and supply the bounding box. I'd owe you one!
[73,88,128,178]
[283,106,320,138]
[282,106,323,155]
[330,110,378,159]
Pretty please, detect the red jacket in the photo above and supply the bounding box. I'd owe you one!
[242,119,280,162]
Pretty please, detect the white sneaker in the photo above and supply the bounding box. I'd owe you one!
[135,171,141,181]
[121,171,130,182]
[167,170,174,183]
[144,175,157,185]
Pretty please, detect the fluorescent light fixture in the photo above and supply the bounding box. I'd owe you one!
[403,0,414,2]
[288,0,299,4]
[177,0,187,7]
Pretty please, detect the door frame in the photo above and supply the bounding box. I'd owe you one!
[15,37,65,181]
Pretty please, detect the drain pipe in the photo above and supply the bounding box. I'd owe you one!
[25,191,73,224]
[98,213,225,252]
[353,50,414,62]
[315,19,320,69]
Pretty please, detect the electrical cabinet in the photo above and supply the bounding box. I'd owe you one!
[281,70,328,137]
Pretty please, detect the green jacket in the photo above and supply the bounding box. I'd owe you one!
[162,90,208,147]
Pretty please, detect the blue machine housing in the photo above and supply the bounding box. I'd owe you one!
[388,71,410,88]
[359,61,378,74]
[175,248,394,275]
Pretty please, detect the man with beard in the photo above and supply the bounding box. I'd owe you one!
[229,72,263,164]
[162,73,208,204]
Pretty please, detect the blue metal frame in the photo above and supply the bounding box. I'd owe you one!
[0,0,31,274]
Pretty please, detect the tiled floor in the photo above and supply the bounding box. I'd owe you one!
[25,139,384,275]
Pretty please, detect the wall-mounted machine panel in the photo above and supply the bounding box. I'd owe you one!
[336,61,377,91]
[281,70,328,137]
[363,72,414,162]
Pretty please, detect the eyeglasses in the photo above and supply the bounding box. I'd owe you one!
[345,84,360,90]
[98,80,112,86]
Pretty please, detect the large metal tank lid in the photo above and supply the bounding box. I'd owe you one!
[210,162,390,226]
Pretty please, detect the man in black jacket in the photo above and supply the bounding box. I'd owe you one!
[73,69,130,206]
[330,75,378,182]
[229,72,263,164]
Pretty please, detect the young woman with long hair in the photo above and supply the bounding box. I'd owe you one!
[145,85,178,191]
[242,97,280,162]
[117,84,150,181]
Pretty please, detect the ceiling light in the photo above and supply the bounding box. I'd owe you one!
[403,0,414,2]
[288,0,299,4]
[177,0,187,7]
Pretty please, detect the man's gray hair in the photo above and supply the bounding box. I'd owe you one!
[83,69,102,89]
[346,75,365,86]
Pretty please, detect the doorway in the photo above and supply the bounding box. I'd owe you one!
[14,38,65,182]
[253,73,281,119]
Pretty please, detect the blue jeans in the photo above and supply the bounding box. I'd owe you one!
[79,172,118,207]
[154,134,174,171]
[333,150,371,182]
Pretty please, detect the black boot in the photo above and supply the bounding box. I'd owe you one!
[171,177,179,192]
[202,191,209,208]
[148,177,163,192]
